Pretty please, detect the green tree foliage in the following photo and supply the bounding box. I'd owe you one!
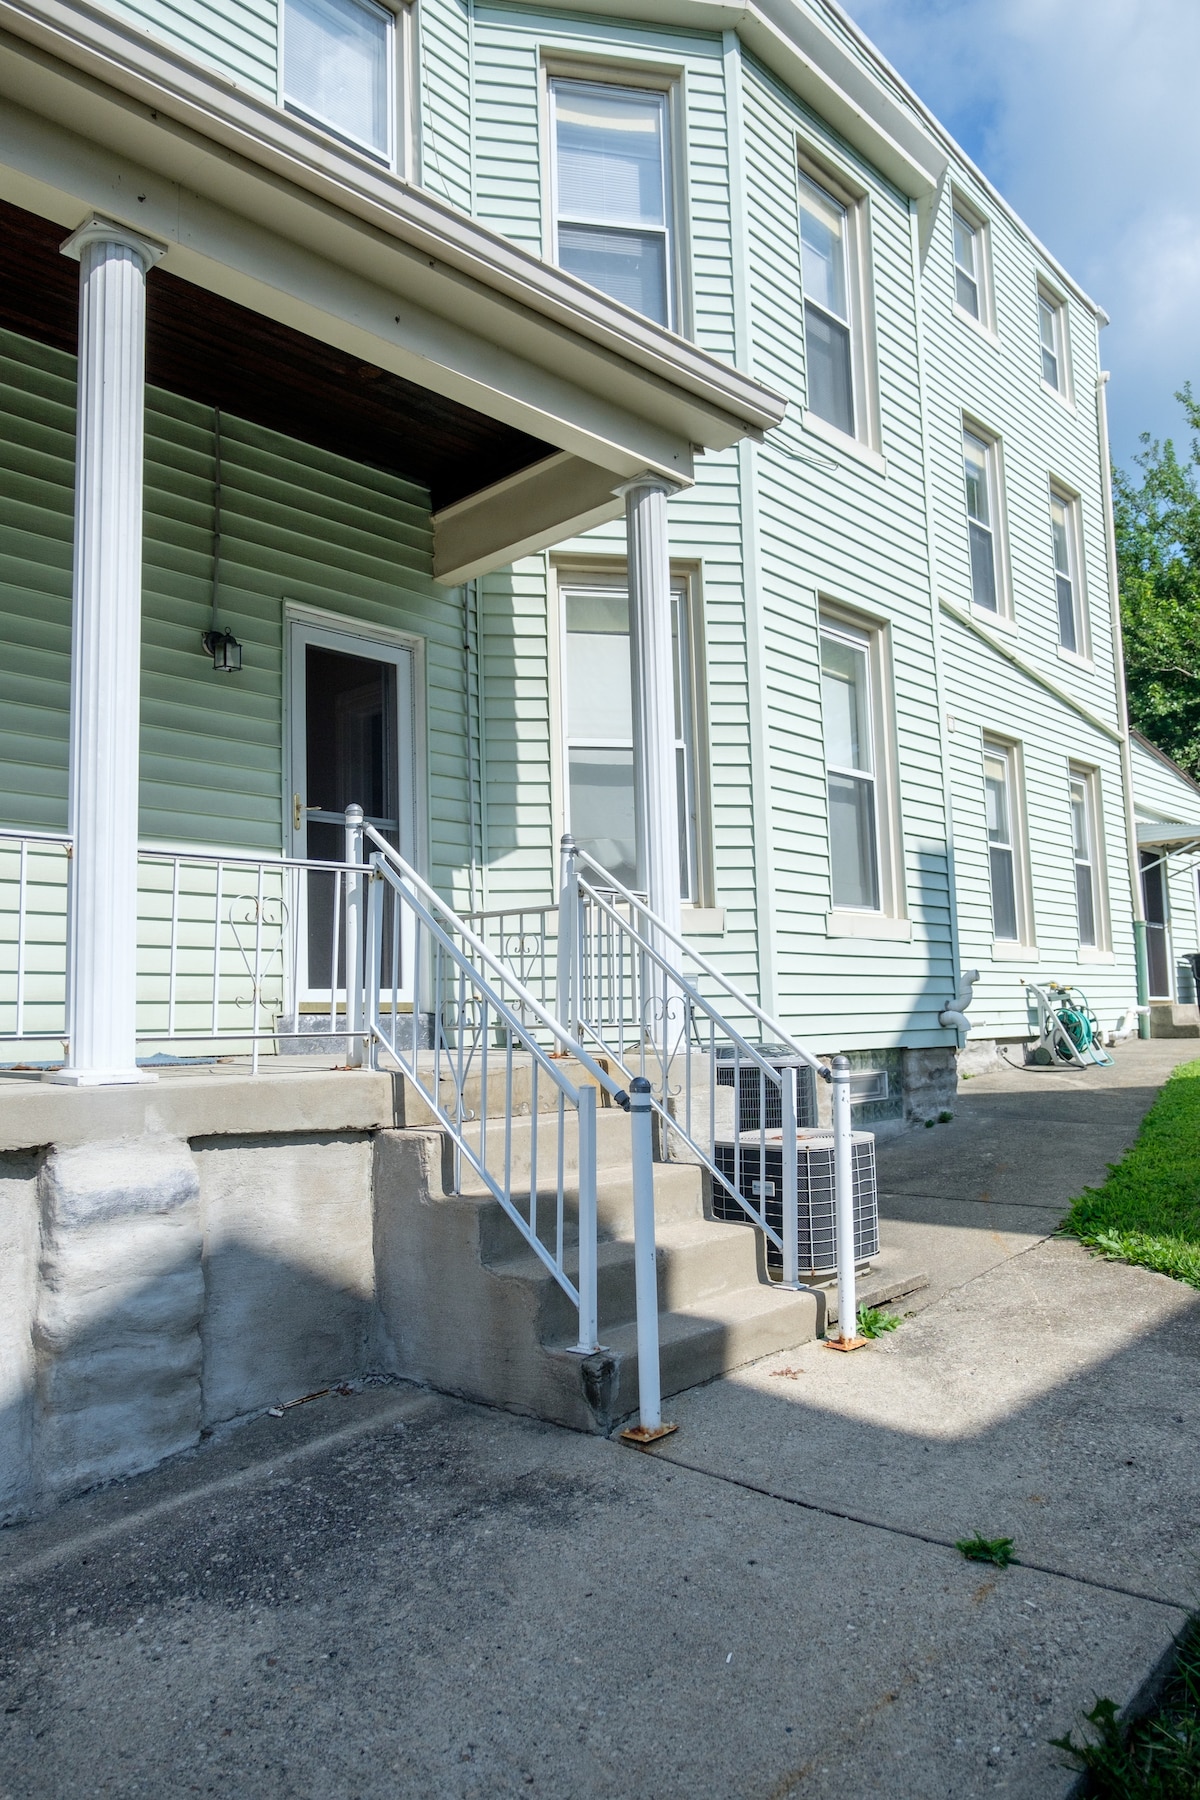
[1113,383,1200,778]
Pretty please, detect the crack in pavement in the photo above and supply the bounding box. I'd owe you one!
[636,1446,1191,1616]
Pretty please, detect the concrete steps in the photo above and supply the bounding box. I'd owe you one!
[373,1118,927,1433]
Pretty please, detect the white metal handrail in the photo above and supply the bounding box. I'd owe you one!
[555,836,860,1340]
[360,820,628,1356]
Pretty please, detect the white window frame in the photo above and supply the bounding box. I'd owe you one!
[951,191,995,334]
[819,606,904,925]
[279,0,410,171]
[1037,282,1071,400]
[553,563,712,907]
[545,72,681,334]
[962,419,1011,619]
[797,153,878,451]
[982,737,1034,949]
[1049,482,1089,660]
[1069,764,1110,954]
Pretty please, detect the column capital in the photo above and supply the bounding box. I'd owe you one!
[613,473,685,503]
[60,213,168,273]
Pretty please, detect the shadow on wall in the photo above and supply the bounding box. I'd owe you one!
[0,1130,395,1526]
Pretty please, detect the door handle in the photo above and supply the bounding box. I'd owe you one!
[293,792,303,832]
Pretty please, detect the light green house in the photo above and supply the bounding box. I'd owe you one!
[0,0,1160,1511]
[0,0,1143,1100]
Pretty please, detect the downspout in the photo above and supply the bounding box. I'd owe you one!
[909,202,967,1046]
[1095,346,1149,1037]
[723,29,779,1017]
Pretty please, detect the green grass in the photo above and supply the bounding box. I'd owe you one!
[1061,1058,1200,1291]
[1052,1616,1200,1797]
[954,1533,1015,1568]
[856,1306,902,1339]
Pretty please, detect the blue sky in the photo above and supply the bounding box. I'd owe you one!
[842,0,1200,475]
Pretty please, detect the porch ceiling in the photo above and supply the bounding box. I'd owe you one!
[0,197,556,510]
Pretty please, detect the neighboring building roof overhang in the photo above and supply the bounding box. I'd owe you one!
[0,0,786,580]
[1135,822,1200,854]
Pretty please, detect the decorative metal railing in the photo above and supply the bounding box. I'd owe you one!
[0,825,371,1071]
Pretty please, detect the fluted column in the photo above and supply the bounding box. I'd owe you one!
[621,475,683,942]
[47,216,165,1086]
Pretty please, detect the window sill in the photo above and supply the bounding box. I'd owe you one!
[953,304,999,345]
[990,943,1038,962]
[1041,379,1075,412]
[826,912,911,941]
[800,412,887,477]
[1057,646,1095,673]
[1078,947,1114,963]
[682,906,725,935]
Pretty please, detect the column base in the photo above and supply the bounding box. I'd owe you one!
[41,1067,159,1087]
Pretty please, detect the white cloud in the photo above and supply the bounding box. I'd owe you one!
[842,0,1200,466]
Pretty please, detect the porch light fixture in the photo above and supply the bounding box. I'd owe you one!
[202,627,243,672]
[201,408,243,674]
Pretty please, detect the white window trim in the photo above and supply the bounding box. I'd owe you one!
[819,602,904,922]
[797,149,880,453]
[950,189,996,337]
[279,0,410,172]
[962,416,1012,621]
[541,61,689,337]
[982,735,1035,950]
[1037,279,1073,405]
[549,558,714,908]
[1049,480,1090,660]
[1069,762,1110,953]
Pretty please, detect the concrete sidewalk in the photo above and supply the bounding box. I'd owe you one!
[0,1040,1197,1799]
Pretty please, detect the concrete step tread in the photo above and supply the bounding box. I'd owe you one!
[571,1280,814,1359]
[486,1214,757,1281]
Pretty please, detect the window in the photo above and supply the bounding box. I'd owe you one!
[963,427,1004,613]
[1038,288,1066,393]
[282,0,394,160]
[953,208,981,318]
[983,742,1026,943]
[1072,766,1108,950]
[561,576,701,899]
[550,81,674,329]
[799,173,858,438]
[1050,488,1085,654]
[821,621,881,911]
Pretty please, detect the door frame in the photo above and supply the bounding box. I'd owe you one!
[283,603,426,1006]
[1140,850,1173,1002]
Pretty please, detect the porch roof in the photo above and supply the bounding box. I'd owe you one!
[0,0,787,581]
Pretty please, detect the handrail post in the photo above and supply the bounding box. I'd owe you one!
[828,1055,865,1351]
[344,805,364,1068]
[575,1083,598,1353]
[621,1076,677,1445]
[364,857,382,1072]
[556,833,579,1043]
[781,1065,800,1289]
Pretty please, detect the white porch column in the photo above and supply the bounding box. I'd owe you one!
[48,216,165,1086]
[621,475,683,941]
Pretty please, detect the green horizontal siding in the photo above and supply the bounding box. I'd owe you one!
[0,325,472,906]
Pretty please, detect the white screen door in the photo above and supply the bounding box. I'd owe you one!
[288,619,417,1007]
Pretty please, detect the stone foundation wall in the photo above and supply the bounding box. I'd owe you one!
[0,1121,388,1524]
